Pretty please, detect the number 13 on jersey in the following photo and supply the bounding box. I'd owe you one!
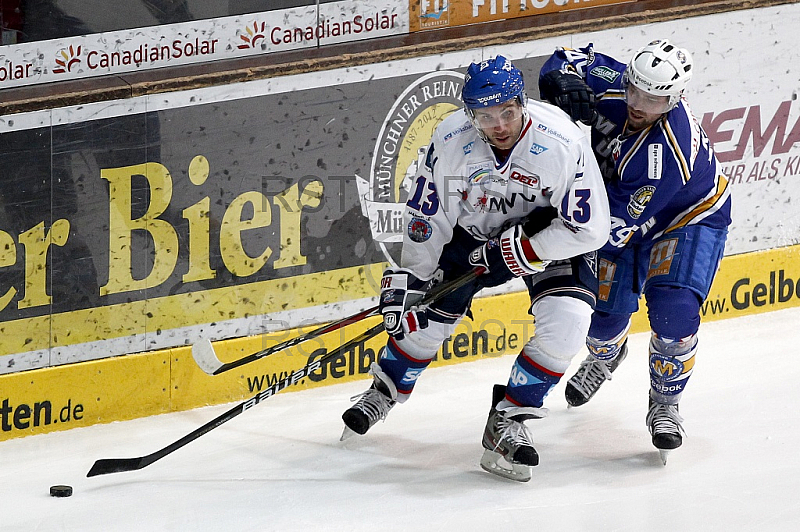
[560,188,592,224]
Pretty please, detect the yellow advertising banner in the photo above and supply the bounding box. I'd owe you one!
[2,244,799,441]
[0,351,170,441]
[410,0,632,32]
[169,290,536,412]
[166,242,800,411]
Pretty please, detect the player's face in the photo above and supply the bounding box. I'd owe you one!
[625,83,670,130]
[473,101,524,150]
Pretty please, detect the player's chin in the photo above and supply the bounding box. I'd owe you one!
[490,136,513,149]
[627,110,658,130]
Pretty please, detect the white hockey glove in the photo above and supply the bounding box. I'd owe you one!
[379,268,431,338]
[468,225,548,287]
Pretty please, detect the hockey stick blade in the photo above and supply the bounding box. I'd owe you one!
[86,267,482,477]
[192,339,223,375]
[87,457,152,477]
[192,305,380,376]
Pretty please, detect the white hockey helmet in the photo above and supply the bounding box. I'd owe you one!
[624,39,693,110]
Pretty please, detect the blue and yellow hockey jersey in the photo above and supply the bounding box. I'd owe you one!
[540,44,732,252]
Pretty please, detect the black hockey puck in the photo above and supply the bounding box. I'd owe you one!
[50,485,73,497]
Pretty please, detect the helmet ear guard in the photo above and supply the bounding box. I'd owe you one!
[625,39,693,111]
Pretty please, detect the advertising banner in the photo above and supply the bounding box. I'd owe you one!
[409,0,630,32]
[0,2,798,380]
[0,0,407,89]
[3,241,798,441]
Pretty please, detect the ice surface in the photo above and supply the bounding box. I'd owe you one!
[2,308,800,531]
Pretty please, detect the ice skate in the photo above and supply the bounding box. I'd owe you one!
[341,362,397,441]
[646,398,685,465]
[564,341,628,407]
[480,384,547,482]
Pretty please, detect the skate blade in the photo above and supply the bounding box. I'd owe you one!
[479,450,532,482]
[340,426,359,441]
[658,448,670,465]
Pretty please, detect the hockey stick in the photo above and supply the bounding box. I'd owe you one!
[86,266,484,477]
[86,322,385,478]
[192,305,380,375]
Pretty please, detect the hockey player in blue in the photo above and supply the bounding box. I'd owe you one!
[341,56,610,481]
[539,39,732,463]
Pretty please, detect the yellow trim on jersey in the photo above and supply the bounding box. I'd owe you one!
[616,125,653,178]
[596,90,625,101]
[662,120,692,185]
[664,172,730,233]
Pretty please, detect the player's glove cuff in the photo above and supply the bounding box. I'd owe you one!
[380,268,429,337]
[468,226,548,287]
[497,225,548,276]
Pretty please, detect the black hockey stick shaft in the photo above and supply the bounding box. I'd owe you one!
[86,266,483,477]
[86,322,385,477]
[194,304,380,375]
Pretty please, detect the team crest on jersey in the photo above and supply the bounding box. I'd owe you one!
[627,185,655,219]
[355,71,463,265]
[408,217,433,243]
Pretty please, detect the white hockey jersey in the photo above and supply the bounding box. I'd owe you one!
[401,99,611,279]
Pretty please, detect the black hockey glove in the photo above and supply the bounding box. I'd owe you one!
[468,226,548,288]
[379,268,431,338]
[539,69,597,125]
[520,206,559,237]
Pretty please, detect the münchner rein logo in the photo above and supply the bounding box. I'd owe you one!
[356,71,463,265]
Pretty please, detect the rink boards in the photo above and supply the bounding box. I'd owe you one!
[1,243,799,441]
[2,2,800,440]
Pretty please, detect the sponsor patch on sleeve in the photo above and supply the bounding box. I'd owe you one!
[648,143,662,180]
[589,65,621,83]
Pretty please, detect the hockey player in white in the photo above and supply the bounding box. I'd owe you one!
[539,40,732,463]
[341,56,610,481]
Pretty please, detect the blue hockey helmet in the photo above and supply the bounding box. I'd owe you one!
[462,55,526,111]
[462,56,527,144]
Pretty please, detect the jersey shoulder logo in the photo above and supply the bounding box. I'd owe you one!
[408,217,433,243]
[536,123,572,145]
[589,65,621,83]
[529,142,548,155]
